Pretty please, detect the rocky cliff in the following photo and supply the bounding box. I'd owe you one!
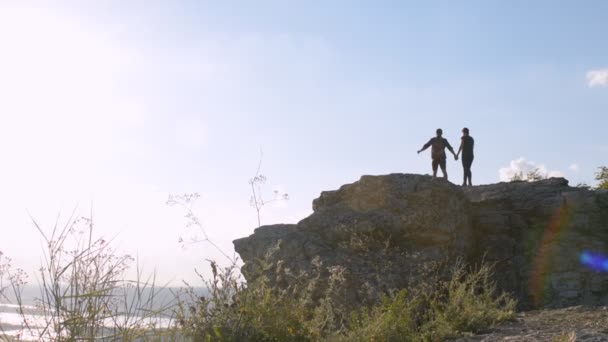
[233,174,608,310]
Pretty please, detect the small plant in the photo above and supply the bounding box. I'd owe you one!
[595,166,608,189]
[0,251,29,340]
[511,168,548,182]
[6,212,177,341]
[249,150,289,228]
[167,192,236,263]
[0,251,14,302]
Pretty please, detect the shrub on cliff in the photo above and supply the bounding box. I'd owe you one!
[337,261,516,341]
[596,166,608,189]
[176,261,311,341]
[177,260,516,341]
[419,262,517,339]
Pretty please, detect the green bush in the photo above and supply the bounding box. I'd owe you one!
[176,261,311,341]
[342,261,516,342]
[419,262,516,340]
[345,289,421,341]
[177,260,516,342]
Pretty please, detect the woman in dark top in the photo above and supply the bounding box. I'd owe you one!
[456,127,474,186]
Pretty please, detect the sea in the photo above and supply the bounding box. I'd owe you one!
[0,285,205,341]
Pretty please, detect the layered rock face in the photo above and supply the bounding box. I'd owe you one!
[233,174,608,310]
[466,178,608,308]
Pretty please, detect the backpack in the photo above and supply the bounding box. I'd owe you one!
[431,138,445,159]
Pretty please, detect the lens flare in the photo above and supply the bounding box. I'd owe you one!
[529,203,572,306]
[580,251,608,272]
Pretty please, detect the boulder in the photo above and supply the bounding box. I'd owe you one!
[234,174,608,310]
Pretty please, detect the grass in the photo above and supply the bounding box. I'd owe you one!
[174,259,516,342]
[1,213,181,341]
[175,261,311,341]
[553,331,577,342]
[342,261,516,341]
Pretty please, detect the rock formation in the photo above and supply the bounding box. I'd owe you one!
[233,174,608,310]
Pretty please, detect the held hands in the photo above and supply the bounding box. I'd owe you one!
[454,154,459,161]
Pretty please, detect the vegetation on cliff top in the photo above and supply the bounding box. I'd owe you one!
[176,260,516,341]
[1,214,515,341]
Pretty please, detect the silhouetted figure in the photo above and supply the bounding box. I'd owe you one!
[456,127,474,186]
[417,128,457,180]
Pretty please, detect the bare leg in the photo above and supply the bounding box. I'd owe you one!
[463,158,473,186]
[467,159,473,186]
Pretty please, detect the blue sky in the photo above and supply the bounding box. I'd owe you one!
[0,1,606,284]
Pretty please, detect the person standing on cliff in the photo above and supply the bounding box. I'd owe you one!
[417,128,458,180]
[456,127,475,186]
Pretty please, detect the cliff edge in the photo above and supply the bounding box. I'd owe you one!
[234,174,608,311]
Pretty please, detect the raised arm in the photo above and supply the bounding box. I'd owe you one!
[417,138,433,154]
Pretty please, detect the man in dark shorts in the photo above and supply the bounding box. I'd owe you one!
[417,128,457,180]
[456,127,474,186]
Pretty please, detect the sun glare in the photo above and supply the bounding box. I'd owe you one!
[0,7,137,173]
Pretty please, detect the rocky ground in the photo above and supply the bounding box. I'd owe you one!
[453,306,608,341]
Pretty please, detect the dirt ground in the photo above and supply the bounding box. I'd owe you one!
[451,306,608,342]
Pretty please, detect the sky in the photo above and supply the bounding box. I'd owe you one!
[0,0,607,285]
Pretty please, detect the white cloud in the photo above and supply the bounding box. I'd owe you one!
[499,158,564,182]
[569,163,580,172]
[548,170,565,178]
[586,69,608,88]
